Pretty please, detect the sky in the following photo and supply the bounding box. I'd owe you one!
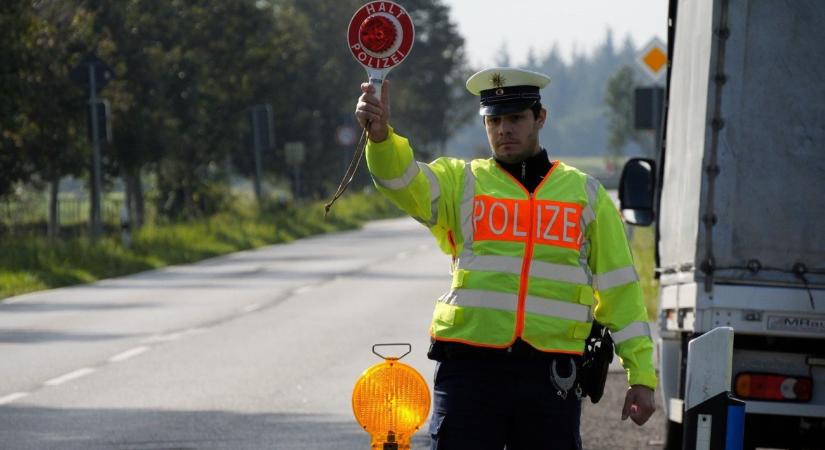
[442,0,668,66]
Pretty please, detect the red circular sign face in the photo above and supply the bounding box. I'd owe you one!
[347,1,414,70]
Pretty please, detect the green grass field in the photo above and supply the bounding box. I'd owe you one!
[0,192,402,301]
[629,225,659,320]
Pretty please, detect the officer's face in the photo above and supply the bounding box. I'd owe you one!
[484,107,547,164]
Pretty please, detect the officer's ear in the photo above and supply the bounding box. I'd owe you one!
[536,107,548,128]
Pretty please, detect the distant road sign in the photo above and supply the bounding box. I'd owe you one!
[636,37,667,84]
[336,125,358,146]
[70,53,115,93]
[285,141,306,167]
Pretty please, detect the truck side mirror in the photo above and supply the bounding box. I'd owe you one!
[619,158,656,226]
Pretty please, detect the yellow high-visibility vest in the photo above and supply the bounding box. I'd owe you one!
[367,127,657,389]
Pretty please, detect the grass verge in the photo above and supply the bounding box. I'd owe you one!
[0,192,402,301]
[629,225,660,320]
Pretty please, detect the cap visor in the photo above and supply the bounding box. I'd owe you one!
[479,100,536,116]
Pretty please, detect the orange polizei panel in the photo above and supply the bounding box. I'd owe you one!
[472,195,582,250]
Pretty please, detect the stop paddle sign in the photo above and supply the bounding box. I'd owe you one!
[347,1,415,98]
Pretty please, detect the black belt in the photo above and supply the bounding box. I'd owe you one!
[429,339,577,363]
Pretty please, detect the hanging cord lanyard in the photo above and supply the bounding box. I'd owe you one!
[324,123,369,218]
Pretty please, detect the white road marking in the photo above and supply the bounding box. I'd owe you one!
[108,346,151,363]
[141,327,204,344]
[0,392,29,405]
[294,285,315,294]
[397,251,411,259]
[141,332,183,344]
[241,303,262,313]
[44,368,96,386]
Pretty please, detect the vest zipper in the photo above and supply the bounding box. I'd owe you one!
[521,161,526,180]
[515,192,536,338]
[494,160,558,344]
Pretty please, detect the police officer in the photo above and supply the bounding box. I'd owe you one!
[355,67,656,449]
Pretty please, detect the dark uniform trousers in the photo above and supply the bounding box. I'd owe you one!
[428,343,583,450]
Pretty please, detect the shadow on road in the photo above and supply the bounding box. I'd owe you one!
[0,301,156,313]
[0,329,140,344]
[0,406,432,450]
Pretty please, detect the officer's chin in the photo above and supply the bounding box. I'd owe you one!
[494,148,526,164]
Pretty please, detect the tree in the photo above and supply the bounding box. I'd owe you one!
[604,64,648,164]
[0,1,92,236]
[0,0,40,198]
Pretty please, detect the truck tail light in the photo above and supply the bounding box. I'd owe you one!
[734,373,812,402]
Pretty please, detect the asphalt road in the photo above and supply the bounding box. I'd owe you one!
[0,217,664,449]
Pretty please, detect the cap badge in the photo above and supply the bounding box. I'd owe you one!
[490,73,506,89]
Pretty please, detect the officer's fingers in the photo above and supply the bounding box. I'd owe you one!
[629,393,656,426]
[360,82,374,94]
[356,100,383,122]
[621,392,634,420]
[631,404,653,426]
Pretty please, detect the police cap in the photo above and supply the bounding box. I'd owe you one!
[466,67,551,116]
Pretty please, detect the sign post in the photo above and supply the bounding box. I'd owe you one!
[284,141,306,200]
[634,38,667,159]
[70,53,114,237]
[249,104,274,204]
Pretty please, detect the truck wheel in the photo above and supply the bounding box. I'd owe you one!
[664,420,683,450]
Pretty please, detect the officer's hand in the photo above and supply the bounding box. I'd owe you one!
[621,385,656,426]
[355,80,390,142]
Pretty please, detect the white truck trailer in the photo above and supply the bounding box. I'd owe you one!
[619,1,825,448]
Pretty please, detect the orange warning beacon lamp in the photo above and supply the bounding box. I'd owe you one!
[352,344,430,449]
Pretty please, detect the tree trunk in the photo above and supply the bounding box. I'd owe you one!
[123,169,133,229]
[132,169,145,229]
[123,168,145,229]
[48,177,60,239]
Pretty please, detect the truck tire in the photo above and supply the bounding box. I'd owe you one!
[664,420,683,450]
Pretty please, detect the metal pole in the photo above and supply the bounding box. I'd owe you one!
[252,107,263,204]
[652,87,663,162]
[88,63,102,237]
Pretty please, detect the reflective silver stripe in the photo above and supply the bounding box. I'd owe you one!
[610,321,651,344]
[458,254,521,274]
[530,260,590,285]
[582,175,600,228]
[585,175,600,205]
[578,238,594,287]
[457,254,589,286]
[524,296,592,322]
[581,205,596,228]
[593,266,639,291]
[419,162,441,226]
[459,163,475,253]
[373,158,420,190]
[440,289,591,323]
[439,289,517,312]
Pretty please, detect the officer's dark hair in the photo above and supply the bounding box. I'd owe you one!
[530,102,543,119]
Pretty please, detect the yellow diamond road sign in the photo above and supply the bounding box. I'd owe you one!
[637,37,667,84]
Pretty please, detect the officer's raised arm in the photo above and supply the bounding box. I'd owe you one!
[355,80,390,142]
